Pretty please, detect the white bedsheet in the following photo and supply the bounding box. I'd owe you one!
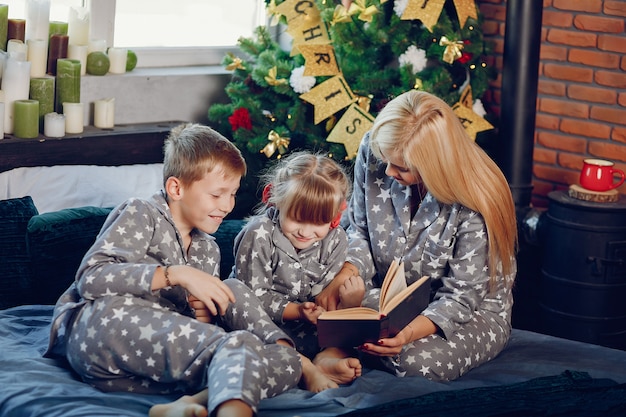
[0,164,164,213]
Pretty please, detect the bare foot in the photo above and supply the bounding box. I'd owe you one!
[338,275,365,309]
[149,395,208,417]
[300,357,340,393]
[313,353,362,385]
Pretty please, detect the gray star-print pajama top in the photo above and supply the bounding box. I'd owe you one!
[229,207,348,359]
[45,192,302,415]
[347,132,516,381]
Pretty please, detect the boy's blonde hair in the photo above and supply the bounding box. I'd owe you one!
[370,90,517,282]
[259,151,351,225]
[163,123,246,187]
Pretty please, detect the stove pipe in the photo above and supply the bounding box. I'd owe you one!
[498,0,544,212]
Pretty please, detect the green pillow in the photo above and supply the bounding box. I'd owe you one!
[27,206,112,305]
[0,196,39,309]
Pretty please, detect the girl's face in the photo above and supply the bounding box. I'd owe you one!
[173,165,240,235]
[279,214,332,251]
[380,150,421,186]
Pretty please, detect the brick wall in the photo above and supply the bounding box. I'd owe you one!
[478,0,626,207]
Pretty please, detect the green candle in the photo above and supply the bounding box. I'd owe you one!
[14,99,40,139]
[30,77,55,130]
[55,58,81,113]
[0,5,8,52]
[49,21,68,38]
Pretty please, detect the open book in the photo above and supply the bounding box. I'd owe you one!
[317,260,431,348]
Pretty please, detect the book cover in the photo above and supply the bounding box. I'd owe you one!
[317,261,431,348]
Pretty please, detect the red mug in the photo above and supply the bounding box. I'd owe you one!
[579,158,625,192]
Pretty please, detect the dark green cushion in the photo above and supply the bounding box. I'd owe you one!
[27,206,112,305]
[213,219,246,279]
[0,196,39,309]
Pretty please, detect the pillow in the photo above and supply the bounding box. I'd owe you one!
[212,219,246,279]
[27,206,112,305]
[0,196,39,309]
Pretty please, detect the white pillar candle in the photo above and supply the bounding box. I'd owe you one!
[44,112,65,137]
[0,102,4,139]
[27,39,48,77]
[94,98,115,128]
[63,102,83,134]
[87,38,107,54]
[7,39,28,61]
[68,6,90,46]
[68,44,88,75]
[1,58,31,134]
[107,47,127,74]
[25,0,50,42]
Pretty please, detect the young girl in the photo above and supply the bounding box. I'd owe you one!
[230,151,363,392]
[46,123,303,417]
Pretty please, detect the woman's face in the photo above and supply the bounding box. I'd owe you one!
[380,150,421,186]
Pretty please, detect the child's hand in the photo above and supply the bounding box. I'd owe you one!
[299,301,326,325]
[176,266,236,316]
[338,275,365,309]
[188,294,212,323]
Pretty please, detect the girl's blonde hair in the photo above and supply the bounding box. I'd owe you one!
[163,123,246,187]
[259,151,351,225]
[370,90,517,283]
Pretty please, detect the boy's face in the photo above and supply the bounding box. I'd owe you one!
[174,165,241,235]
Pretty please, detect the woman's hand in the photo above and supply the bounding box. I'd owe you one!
[359,315,437,357]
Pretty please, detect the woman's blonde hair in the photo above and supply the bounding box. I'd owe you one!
[259,151,351,225]
[370,90,517,283]
[163,123,246,187]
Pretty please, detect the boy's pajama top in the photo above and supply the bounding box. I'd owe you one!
[347,132,517,381]
[46,192,301,414]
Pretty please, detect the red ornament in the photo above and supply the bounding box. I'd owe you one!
[228,107,252,131]
[458,52,473,64]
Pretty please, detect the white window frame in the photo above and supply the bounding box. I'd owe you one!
[88,0,265,68]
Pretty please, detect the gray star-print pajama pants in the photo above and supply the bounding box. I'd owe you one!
[65,279,302,414]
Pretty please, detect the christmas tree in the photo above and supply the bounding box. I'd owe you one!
[208,0,496,217]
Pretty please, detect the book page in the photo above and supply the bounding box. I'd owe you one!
[382,275,430,315]
[317,306,380,320]
[380,261,407,311]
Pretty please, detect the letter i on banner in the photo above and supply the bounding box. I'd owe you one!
[300,74,355,125]
[327,104,375,159]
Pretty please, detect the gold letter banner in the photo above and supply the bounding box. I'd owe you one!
[299,44,340,76]
[452,102,493,141]
[401,0,445,32]
[327,103,375,159]
[275,0,319,27]
[288,11,331,56]
[300,74,356,124]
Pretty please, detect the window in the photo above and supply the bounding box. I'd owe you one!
[3,0,267,67]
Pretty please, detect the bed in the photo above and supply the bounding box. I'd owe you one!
[1,123,625,417]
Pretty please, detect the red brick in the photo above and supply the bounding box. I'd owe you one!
[612,127,626,144]
[622,56,626,71]
[538,79,566,96]
[481,20,500,36]
[533,164,579,187]
[568,49,620,69]
[573,15,625,33]
[539,98,589,118]
[553,0,602,13]
[568,85,617,105]
[544,63,594,83]
[478,4,506,20]
[537,131,588,153]
[543,11,574,28]
[588,141,626,163]
[558,152,586,170]
[546,28,597,47]
[560,118,611,139]
[604,0,626,18]
[595,70,626,89]
[536,113,561,130]
[619,92,626,107]
[540,44,568,61]
[534,147,558,164]
[590,105,626,126]
[598,34,626,54]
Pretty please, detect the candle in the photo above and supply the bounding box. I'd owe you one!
[63,102,83,134]
[7,39,28,61]
[55,58,80,113]
[1,58,31,134]
[25,0,51,42]
[14,99,40,139]
[67,44,88,75]
[47,34,68,75]
[87,39,107,54]
[0,102,4,139]
[49,21,68,38]
[94,98,115,128]
[27,39,48,77]
[107,47,127,74]
[7,19,26,43]
[0,50,7,78]
[68,7,89,46]
[29,77,54,130]
[44,112,65,137]
[0,5,8,51]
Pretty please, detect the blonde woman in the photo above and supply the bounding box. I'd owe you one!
[316,90,518,381]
